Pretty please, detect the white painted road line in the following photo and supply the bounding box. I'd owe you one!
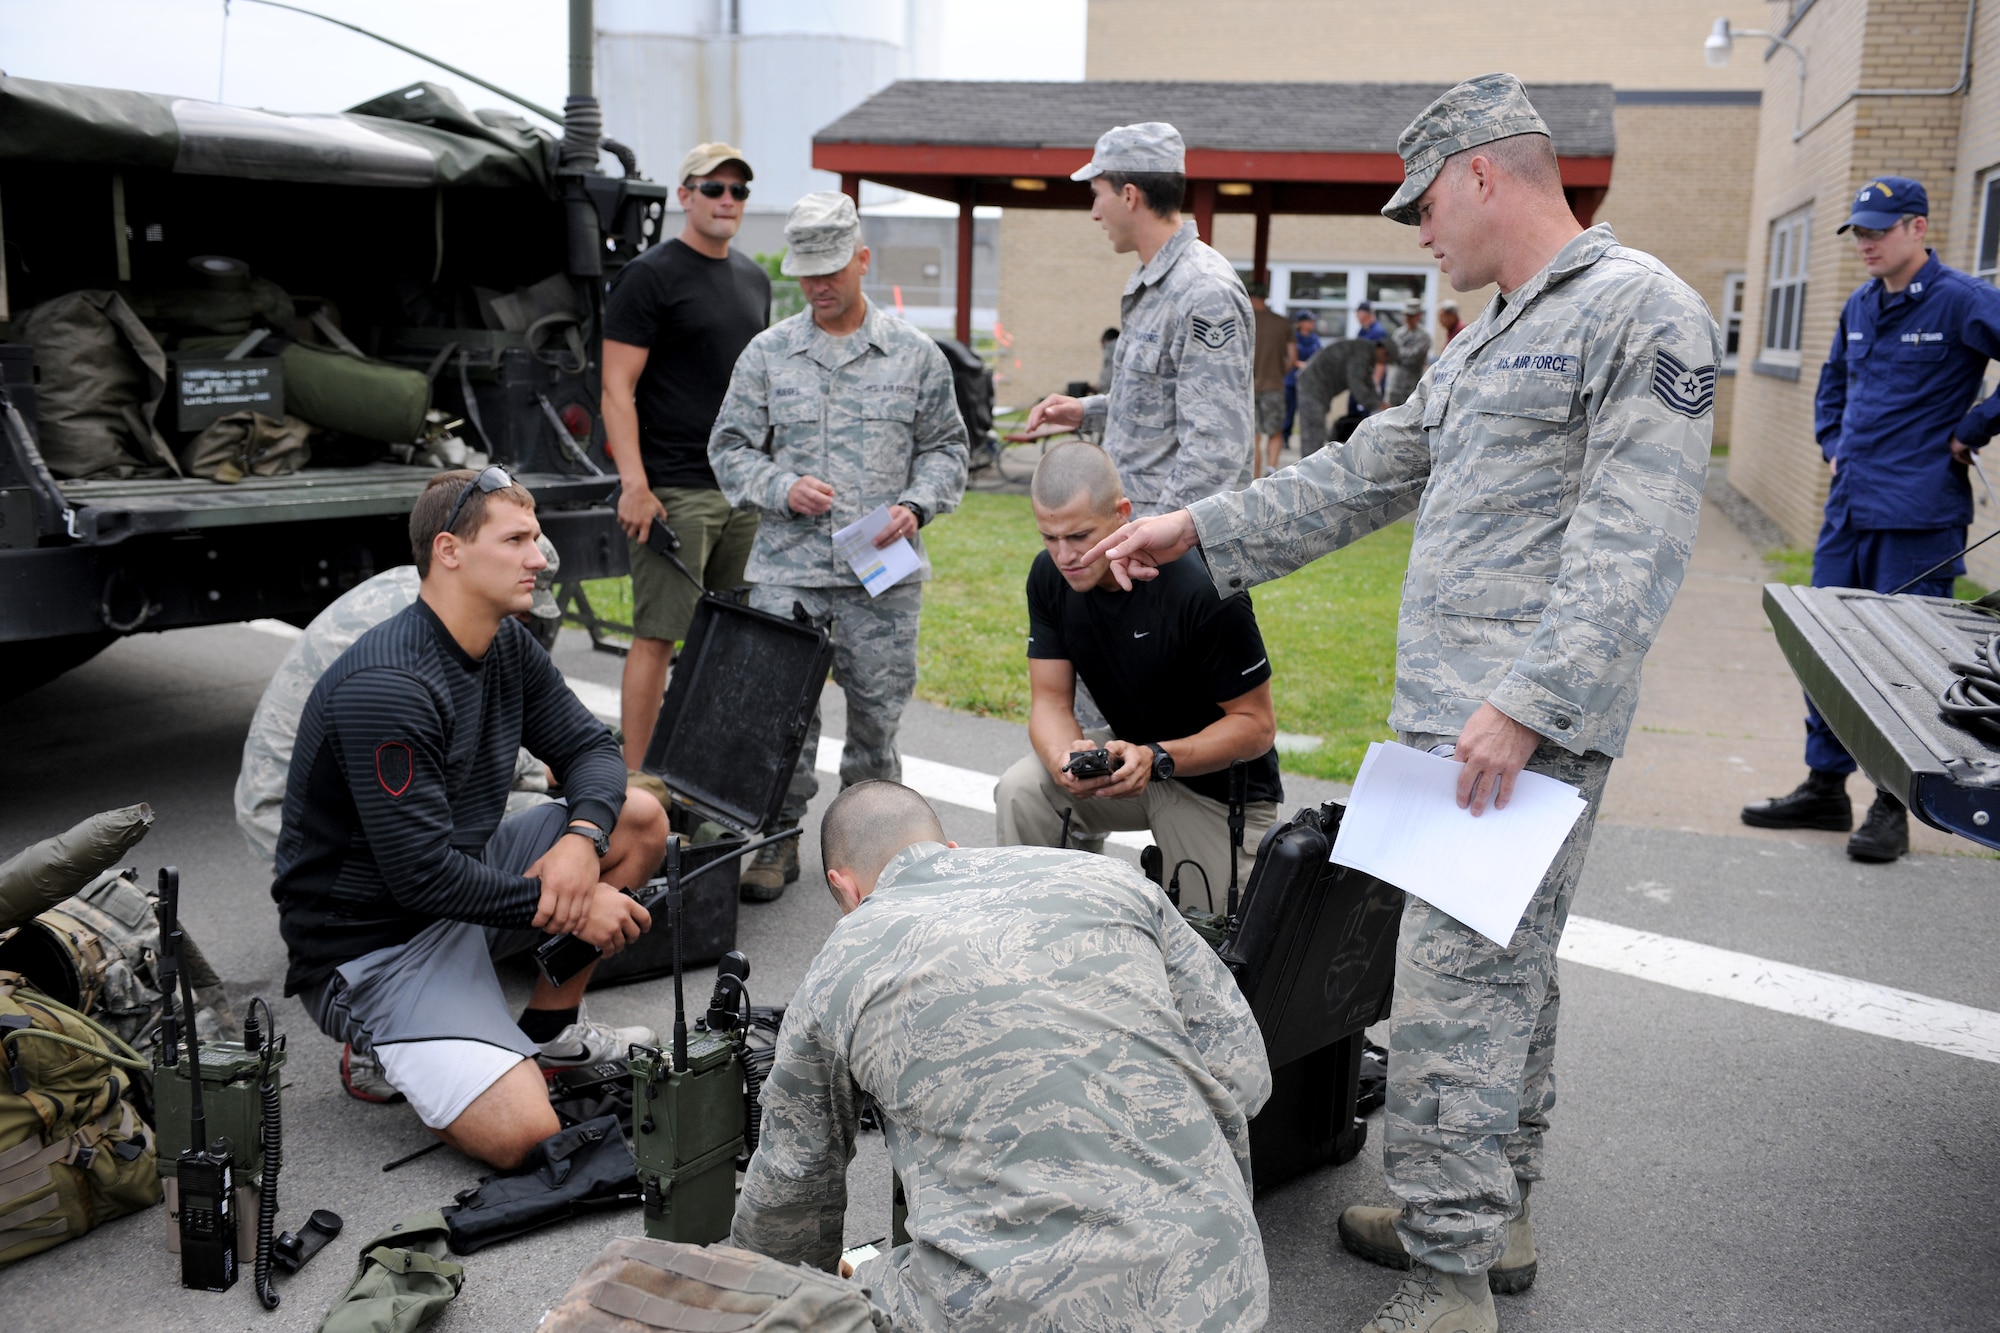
[244,618,303,640]
[1558,916,2000,1065]
[567,673,2000,1064]
[566,676,624,725]
[815,737,1154,850]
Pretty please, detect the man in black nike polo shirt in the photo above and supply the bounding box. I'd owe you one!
[995,442,1281,903]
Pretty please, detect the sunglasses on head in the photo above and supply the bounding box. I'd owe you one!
[693,181,751,201]
[442,464,514,537]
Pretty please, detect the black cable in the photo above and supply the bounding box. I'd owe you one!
[248,996,282,1310]
[1942,631,2000,739]
[1169,859,1215,914]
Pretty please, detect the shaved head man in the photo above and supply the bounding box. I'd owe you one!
[992,442,1283,898]
[732,781,1273,1331]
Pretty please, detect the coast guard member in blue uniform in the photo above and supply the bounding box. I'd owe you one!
[1743,177,2000,860]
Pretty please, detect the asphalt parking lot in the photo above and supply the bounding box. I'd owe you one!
[4,597,1999,1330]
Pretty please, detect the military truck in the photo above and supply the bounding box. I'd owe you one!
[0,70,667,698]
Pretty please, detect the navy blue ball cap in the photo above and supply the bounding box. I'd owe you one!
[1838,177,1929,233]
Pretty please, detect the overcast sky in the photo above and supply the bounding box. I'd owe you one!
[0,0,1088,126]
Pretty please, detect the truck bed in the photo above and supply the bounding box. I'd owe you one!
[60,464,615,543]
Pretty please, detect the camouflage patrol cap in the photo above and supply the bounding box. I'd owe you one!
[781,192,861,277]
[1381,72,1551,226]
[1071,122,1186,180]
[531,535,561,621]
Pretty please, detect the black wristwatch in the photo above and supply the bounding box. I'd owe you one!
[564,822,610,858]
[1145,744,1175,783]
[899,501,929,528]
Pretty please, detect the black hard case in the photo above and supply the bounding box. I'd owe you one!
[586,594,833,987]
[1222,801,1403,1192]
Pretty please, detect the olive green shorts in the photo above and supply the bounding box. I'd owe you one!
[624,486,760,643]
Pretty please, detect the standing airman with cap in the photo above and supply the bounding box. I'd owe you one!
[709,192,969,900]
[1386,298,1433,406]
[1087,74,1719,1333]
[1740,175,2000,863]
[1025,122,1255,516]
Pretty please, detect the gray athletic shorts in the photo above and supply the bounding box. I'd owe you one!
[304,804,570,1109]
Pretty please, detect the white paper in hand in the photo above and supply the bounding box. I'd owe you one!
[1330,742,1586,946]
[832,504,921,598]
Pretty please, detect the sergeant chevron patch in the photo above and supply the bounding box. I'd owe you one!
[1189,313,1240,350]
[1652,349,1716,418]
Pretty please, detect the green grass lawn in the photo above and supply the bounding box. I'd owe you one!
[573,492,1407,783]
[915,493,1405,783]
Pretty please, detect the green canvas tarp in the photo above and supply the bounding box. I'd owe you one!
[0,75,555,193]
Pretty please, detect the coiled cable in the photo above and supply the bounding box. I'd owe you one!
[247,997,283,1311]
[1942,632,2000,740]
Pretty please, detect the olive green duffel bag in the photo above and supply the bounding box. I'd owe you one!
[0,972,161,1269]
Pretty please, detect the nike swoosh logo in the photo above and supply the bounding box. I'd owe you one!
[1133,631,1150,638]
[1241,658,1267,674]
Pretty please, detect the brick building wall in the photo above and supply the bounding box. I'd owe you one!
[1726,0,2000,588]
[995,0,1761,432]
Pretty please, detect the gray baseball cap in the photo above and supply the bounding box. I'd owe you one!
[781,191,861,277]
[531,535,562,620]
[1071,121,1186,181]
[1381,73,1551,226]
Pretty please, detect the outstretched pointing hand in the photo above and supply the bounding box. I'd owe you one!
[1081,509,1200,591]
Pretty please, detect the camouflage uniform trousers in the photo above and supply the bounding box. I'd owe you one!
[750,580,922,829]
[1383,731,1613,1276]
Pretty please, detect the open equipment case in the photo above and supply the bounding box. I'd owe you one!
[585,593,834,987]
[1219,801,1404,1192]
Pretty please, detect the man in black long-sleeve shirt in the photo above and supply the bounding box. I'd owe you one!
[274,468,666,1167]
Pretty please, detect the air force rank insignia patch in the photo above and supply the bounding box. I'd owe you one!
[1189,313,1240,351]
[1651,349,1716,418]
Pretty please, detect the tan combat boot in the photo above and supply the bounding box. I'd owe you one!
[1359,1263,1497,1333]
[738,834,799,903]
[1338,1183,1537,1294]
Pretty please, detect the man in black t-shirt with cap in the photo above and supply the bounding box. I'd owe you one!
[603,141,772,769]
[994,442,1281,903]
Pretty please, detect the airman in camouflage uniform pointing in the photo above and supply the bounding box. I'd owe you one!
[1091,74,1718,1333]
[1027,122,1256,516]
[710,193,968,899]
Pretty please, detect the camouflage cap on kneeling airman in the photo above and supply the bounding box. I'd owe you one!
[1381,72,1550,226]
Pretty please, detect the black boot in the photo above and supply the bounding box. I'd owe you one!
[1847,791,1910,863]
[1741,770,1852,831]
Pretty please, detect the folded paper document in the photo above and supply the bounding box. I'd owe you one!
[1330,741,1586,946]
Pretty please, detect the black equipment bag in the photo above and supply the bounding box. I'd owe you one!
[585,595,834,987]
[440,1115,639,1254]
[1221,801,1403,1192]
[930,336,995,455]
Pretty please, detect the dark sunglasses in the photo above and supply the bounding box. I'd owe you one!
[443,464,514,536]
[693,181,751,201]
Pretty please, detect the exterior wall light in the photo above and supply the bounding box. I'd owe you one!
[1217,182,1253,196]
[1009,178,1047,191]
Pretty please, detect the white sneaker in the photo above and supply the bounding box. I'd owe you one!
[533,1008,656,1069]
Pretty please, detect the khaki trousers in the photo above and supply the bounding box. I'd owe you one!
[993,739,1277,915]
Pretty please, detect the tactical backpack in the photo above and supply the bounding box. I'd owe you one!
[0,971,161,1268]
[539,1237,888,1333]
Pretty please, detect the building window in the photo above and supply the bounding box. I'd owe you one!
[1762,208,1811,367]
[1720,272,1744,371]
[1976,169,2000,284]
[1261,263,1435,338]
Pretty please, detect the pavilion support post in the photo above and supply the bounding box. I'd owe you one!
[1567,186,1607,227]
[1190,180,1216,245]
[1252,201,1271,285]
[840,173,860,206]
[955,182,975,346]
